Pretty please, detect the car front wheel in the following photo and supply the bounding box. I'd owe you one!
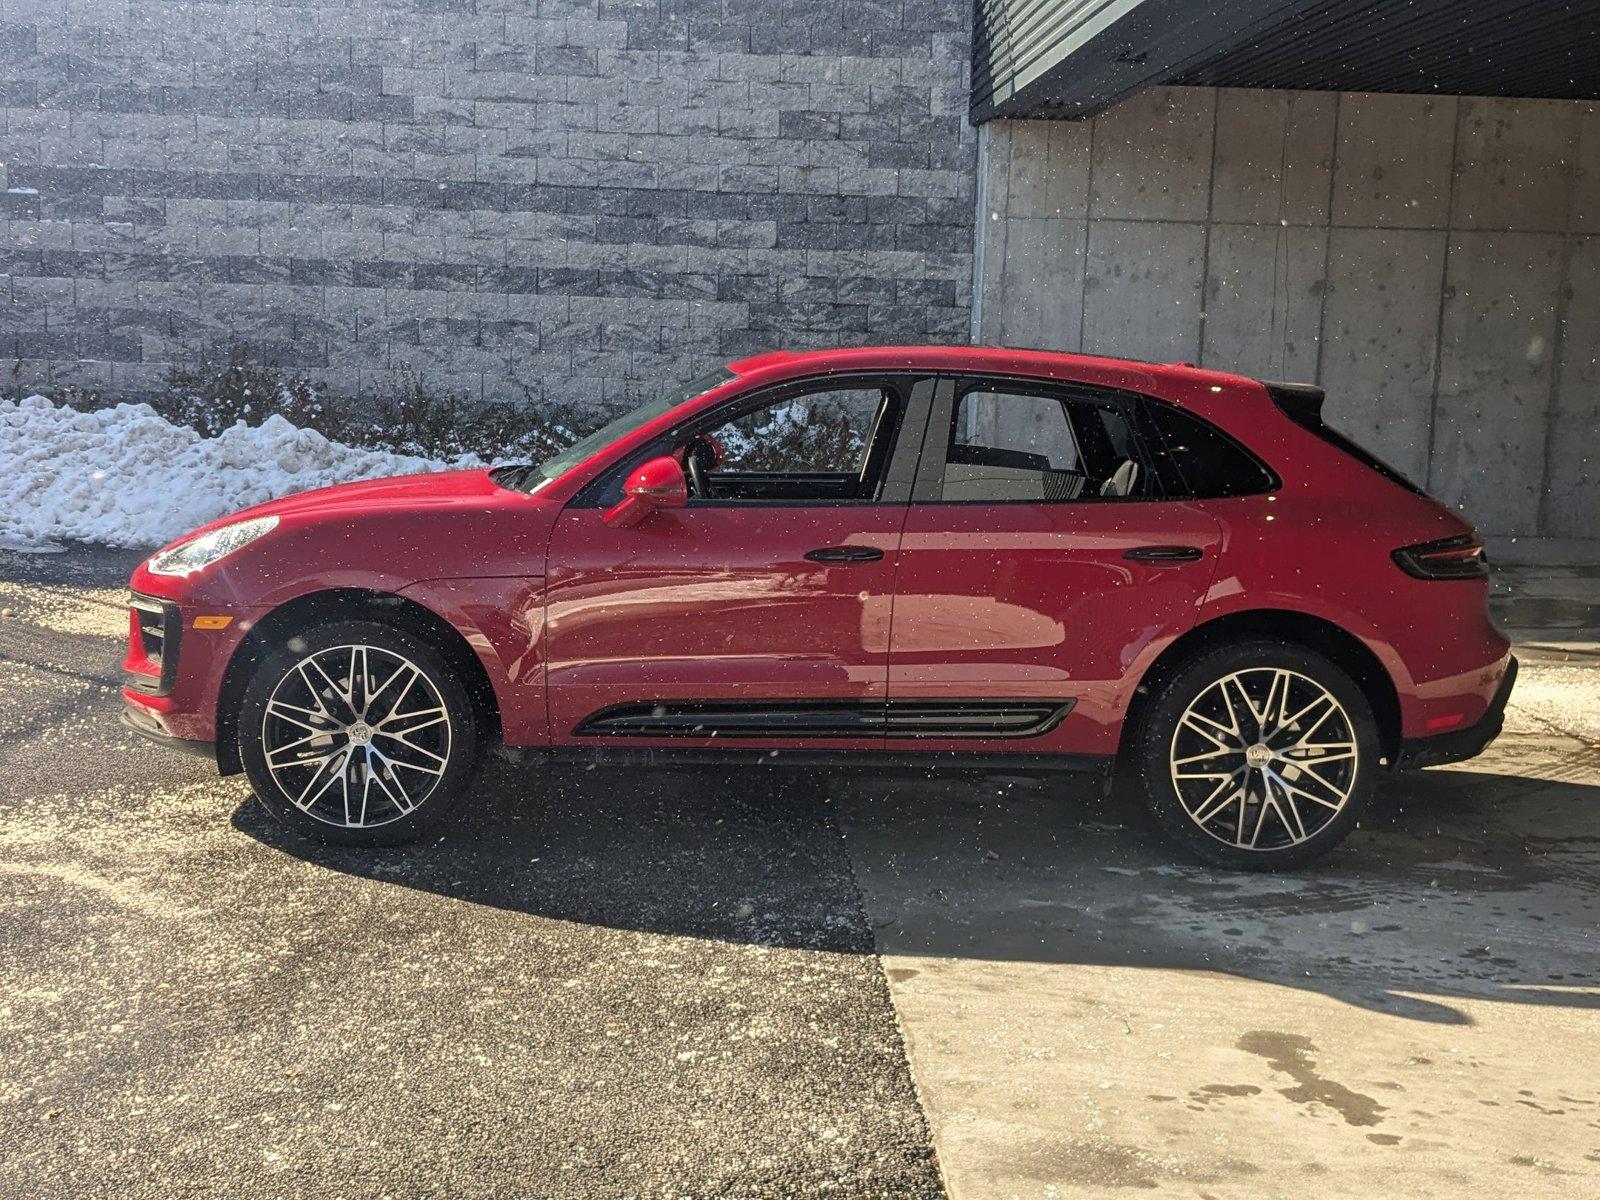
[238,618,479,846]
[1130,640,1379,870]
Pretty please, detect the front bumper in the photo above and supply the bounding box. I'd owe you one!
[124,591,182,695]
[1396,656,1518,769]
[119,583,256,747]
[120,701,216,759]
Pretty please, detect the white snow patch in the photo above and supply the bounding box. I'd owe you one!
[0,394,467,552]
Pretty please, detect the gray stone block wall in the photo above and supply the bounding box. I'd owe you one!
[0,0,976,409]
[977,87,1600,542]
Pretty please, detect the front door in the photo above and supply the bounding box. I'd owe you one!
[543,375,930,749]
[887,376,1223,757]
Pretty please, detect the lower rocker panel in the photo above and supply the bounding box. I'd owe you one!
[504,743,1112,779]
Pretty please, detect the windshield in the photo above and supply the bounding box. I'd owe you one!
[523,369,733,489]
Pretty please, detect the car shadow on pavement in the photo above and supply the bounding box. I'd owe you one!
[235,748,1600,1027]
[233,759,885,953]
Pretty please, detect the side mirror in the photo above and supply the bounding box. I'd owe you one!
[602,454,689,528]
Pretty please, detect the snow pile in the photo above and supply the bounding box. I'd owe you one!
[0,394,467,552]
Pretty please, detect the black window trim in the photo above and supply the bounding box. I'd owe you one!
[911,373,1173,506]
[567,372,938,510]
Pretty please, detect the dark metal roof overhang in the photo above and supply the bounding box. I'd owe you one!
[973,0,1600,122]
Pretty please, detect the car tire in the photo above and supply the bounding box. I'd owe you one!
[238,618,479,846]
[1128,640,1379,871]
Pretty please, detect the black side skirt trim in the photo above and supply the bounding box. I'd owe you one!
[574,698,1075,740]
[524,745,1112,777]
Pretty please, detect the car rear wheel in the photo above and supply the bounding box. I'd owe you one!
[238,619,479,846]
[1129,640,1379,870]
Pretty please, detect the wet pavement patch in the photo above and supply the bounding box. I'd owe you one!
[1236,1031,1388,1127]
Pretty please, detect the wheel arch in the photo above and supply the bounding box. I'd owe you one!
[1122,609,1403,763]
[214,588,503,775]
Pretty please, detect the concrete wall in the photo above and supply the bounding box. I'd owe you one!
[0,0,975,409]
[976,86,1600,542]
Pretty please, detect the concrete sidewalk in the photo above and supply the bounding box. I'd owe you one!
[838,659,1600,1198]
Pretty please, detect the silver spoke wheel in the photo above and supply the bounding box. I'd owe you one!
[261,643,453,829]
[1168,667,1358,852]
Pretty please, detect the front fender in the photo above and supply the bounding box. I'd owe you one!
[399,576,548,746]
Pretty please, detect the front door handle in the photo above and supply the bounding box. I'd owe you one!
[1124,545,1204,563]
[805,545,885,563]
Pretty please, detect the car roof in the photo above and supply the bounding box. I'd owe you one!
[724,345,1258,394]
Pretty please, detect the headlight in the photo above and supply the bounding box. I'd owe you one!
[148,516,279,577]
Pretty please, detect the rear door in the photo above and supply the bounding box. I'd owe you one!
[542,374,932,749]
[886,376,1223,758]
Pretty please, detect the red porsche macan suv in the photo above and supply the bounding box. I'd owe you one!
[122,347,1514,869]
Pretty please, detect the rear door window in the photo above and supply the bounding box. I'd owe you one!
[941,386,1153,501]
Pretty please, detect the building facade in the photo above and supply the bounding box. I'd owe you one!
[1,0,976,408]
[976,88,1600,543]
[2,0,1597,551]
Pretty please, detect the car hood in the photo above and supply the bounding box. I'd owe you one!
[153,468,536,552]
[135,465,560,605]
[147,467,553,566]
[223,467,514,523]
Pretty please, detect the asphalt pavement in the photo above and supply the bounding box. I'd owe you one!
[0,547,940,1198]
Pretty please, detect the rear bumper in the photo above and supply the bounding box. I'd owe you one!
[1396,656,1517,769]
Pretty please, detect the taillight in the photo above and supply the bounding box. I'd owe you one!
[1392,533,1487,580]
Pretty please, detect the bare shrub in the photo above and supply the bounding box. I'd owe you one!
[10,348,869,475]
[158,347,338,440]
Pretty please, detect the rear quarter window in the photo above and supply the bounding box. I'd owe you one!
[1140,400,1279,498]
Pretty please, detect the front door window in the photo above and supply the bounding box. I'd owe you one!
[684,385,901,503]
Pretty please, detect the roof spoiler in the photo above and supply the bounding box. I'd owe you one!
[1262,380,1325,426]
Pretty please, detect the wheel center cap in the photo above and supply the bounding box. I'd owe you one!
[1245,743,1272,768]
[347,721,374,746]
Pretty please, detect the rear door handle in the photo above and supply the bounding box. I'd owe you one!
[805,545,885,563]
[1124,545,1204,563]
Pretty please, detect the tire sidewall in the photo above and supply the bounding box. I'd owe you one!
[238,618,479,846]
[1132,640,1379,871]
